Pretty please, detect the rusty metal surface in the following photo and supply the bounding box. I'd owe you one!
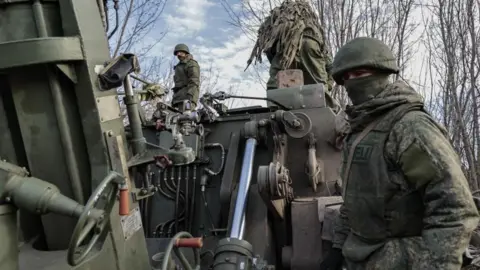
[277,69,304,88]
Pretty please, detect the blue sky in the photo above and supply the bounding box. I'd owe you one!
[147,0,268,106]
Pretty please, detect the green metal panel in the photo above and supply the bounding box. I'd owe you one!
[0,37,84,69]
[9,67,87,249]
[0,0,149,268]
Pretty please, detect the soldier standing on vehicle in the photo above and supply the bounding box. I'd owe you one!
[244,0,339,110]
[172,43,200,111]
[320,37,479,270]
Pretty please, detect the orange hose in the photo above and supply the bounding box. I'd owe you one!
[119,187,129,216]
[175,238,203,248]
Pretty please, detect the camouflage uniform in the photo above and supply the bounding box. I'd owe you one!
[172,44,200,109]
[321,37,480,270]
[245,0,334,91]
[266,32,333,90]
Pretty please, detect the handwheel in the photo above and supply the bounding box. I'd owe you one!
[67,171,122,266]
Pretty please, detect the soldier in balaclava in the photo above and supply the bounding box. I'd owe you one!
[172,43,200,110]
[244,0,339,110]
[319,37,479,270]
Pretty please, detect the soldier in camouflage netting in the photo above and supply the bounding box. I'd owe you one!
[319,37,480,270]
[245,0,338,110]
[172,43,200,110]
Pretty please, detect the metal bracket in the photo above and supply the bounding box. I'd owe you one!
[131,186,156,201]
[104,131,131,188]
[243,121,259,139]
[56,63,78,83]
[97,96,122,123]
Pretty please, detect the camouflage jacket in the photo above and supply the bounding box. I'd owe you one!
[333,81,479,269]
[172,55,200,105]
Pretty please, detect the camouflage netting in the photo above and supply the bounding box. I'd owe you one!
[245,0,328,70]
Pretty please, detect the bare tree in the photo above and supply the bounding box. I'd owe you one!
[102,0,171,123]
[104,0,170,109]
[221,0,419,107]
[106,0,168,58]
[423,0,480,189]
[225,0,480,188]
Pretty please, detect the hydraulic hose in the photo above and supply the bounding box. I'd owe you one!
[161,232,201,270]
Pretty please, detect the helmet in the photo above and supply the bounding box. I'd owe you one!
[331,37,399,85]
[173,44,190,55]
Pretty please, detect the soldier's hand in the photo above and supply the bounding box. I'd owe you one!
[320,248,343,270]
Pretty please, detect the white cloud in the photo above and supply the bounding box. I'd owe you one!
[183,1,273,106]
[191,32,269,106]
[164,0,214,35]
[154,0,281,107]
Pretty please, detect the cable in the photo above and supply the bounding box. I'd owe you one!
[144,170,152,237]
[155,171,175,199]
[161,232,200,270]
[185,166,190,233]
[201,190,217,235]
[204,143,225,176]
[157,182,175,200]
[175,166,182,233]
[188,165,197,232]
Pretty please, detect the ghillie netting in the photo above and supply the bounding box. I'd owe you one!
[245,0,327,71]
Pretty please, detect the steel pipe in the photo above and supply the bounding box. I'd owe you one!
[124,76,147,154]
[229,138,257,239]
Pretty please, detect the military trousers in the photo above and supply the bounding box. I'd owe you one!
[266,37,340,112]
[172,88,198,111]
[267,37,331,89]
[343,237,435,270]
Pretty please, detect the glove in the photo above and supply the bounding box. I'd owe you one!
[320,248,344,270]
[138,84,165,102]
